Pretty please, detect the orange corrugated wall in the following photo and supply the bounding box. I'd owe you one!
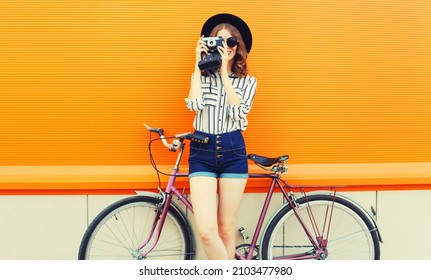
[1,0,431,168]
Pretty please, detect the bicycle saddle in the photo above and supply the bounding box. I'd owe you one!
[248,154,289,167]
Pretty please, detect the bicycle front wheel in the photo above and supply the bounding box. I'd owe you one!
[261,194,380,260]
[78,195,194,260]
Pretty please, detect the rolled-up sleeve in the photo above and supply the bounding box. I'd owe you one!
[185,96,205,111]
[228,77,257,123]
[185,73,206,111]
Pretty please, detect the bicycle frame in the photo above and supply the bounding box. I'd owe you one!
[78,125,381,260]
[235,173,334,260]
[139,136,337,260]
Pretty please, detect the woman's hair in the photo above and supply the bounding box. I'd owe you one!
[209,23,249,77]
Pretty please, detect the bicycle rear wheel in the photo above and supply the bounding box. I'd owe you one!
[261,194,380,260]
[78,195,194,260]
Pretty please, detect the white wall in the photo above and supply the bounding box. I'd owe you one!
[0,190,430,260]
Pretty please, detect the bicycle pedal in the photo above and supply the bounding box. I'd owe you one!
[238,227,249,240]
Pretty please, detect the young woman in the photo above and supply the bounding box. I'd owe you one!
[185,13,257,259]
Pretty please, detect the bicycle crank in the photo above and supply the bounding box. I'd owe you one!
[235,244,259,260]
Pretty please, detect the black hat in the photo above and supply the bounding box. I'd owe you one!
[201,13,253,53]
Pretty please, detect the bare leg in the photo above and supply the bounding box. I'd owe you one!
[190,176,229,260]
[218,178,247,259]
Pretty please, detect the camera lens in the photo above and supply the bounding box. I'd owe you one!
[226,37,238,48]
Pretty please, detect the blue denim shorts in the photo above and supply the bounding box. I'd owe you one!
[188,130,249,179]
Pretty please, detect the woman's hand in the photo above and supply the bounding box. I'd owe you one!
[195,36,208,67]
[217,41,230,74]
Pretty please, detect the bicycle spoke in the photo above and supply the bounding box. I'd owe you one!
[261,194,380,260]
[79,196,193,260]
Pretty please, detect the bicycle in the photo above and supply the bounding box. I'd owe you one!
[78,124,382,260]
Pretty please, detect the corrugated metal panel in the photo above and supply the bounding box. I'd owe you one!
[0,0,430,167]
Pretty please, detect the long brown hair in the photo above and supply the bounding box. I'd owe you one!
[209,23,249,77]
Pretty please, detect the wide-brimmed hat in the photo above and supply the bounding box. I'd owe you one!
[201,13,253,53]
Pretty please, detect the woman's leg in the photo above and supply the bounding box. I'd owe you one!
[190,176,229,260]
[217,178,247,259]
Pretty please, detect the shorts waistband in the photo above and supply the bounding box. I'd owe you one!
[193,130,242,139]
[190,130,245,152]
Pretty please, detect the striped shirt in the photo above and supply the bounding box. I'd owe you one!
[185,72,257,134]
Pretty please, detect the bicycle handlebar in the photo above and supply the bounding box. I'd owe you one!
[144,124,208,151]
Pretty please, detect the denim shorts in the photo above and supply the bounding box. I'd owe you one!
[188,130,249,179]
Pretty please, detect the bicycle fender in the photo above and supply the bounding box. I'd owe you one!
[334,192,383,243]
[135,190,163,199]
[135,191,190,220]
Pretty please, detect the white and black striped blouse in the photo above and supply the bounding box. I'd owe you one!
[185,72,257,134]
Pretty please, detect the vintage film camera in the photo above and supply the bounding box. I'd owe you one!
[198,36,223,71]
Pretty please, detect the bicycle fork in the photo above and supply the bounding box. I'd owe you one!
[136,193,172,259]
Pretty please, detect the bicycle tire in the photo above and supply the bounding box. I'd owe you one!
[261,194,380,260]
[78,195,194,260]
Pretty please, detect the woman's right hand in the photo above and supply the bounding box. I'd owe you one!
[195,36,208,66]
